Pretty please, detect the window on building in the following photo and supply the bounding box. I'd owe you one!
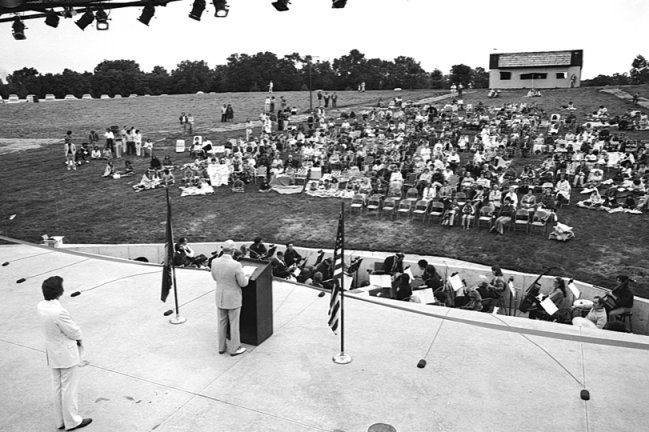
[520,73,548,80]
[556,72,566,79]
[500,71,512,80]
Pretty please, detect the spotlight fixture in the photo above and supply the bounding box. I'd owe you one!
[95,8,109,30]
[45,10,60,28]
[138,4,155,25]
[272,0,290,12]
[12,16,26,40]
[188,0,205,21]
[63,7,75,18]
[332,0,347,8]
[213,0,229,17]
[75,8,95,30]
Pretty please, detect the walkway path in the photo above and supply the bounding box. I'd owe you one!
[600,87,649,110]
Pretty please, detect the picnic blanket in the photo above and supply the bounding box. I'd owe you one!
[180,184,214,196]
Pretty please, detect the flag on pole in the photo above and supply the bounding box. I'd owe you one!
[328,211,344,333]
[161,188,175,302]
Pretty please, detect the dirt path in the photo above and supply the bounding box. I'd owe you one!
[599,88,649,109]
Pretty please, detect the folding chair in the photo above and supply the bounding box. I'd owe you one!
[512,209,531,233]
[476,207,494,229]
[397,200,413,219]
[381,197,398,220]
[412,199,430,221]
[366,195,382,217]
[254,166,267,184]
[350,194,365,215]
[427,201,445,223]
[455,191,467,206]
[294,167,309,185]
[530,209,551,234]
[405,187,419,203]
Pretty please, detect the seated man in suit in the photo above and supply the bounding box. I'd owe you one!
[271,251,292,279]
[248,237,268,260]
[283,243,303,268]
[383,252,405,275]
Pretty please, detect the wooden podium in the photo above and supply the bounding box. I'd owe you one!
[239,258,274,346]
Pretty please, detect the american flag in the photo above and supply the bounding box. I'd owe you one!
[160,188,174,303]
[328,211,344,333]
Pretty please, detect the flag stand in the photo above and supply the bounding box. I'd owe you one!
[169,268,186,325]
[331,201,351,365]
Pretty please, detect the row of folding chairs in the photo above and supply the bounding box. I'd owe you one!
[350,196,551,233]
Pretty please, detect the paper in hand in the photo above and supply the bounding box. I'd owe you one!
[568,282,581,299]
[540,297,559,316]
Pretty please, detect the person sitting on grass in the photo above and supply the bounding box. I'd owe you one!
[490,196,515,235]
[577,188,604,210]
[115,160,134,177]
[91,146,102,160]
[162,155,174,168]
[160,169,175,187]
[150,155,162,171]
[102,147,113,160]
[102,160,114,177]
[133,169,160,192]
[555,174,571,206]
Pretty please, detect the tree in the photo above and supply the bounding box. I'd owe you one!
[170,60,213,94]
[449,64,473,88]
[471,67,489,88]
[333,49,367,90]
[630,54,649,84]
[5,67,39,97]
[93,60,145,96]
[429,69,447,89]
[388,56,429,89]
[145,66,170,95]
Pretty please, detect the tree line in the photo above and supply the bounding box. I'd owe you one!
[580,55,649,87]
[0,49,489,99]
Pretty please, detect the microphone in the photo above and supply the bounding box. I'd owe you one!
[71,291,81,297]
[163,309,173,316]
[417,359,427,369]
[2,261,9,266]
[16,278,26,283]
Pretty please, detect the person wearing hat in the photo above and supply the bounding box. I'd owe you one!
[37,276,92,431]
[211,240,250,356]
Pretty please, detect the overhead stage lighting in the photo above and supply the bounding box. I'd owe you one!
[75,8,95,30]
[12,16,26,40]
[138,5,155,25]
[95,8,109,30]
[272,0,290,12]
[332,0,347,8]
[45,10,60,28]
[189,0,205,21]
[213,0,229,17]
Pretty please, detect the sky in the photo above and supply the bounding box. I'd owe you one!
[0,0,647,79]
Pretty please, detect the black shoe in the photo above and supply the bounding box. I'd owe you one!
[318,292,326,297]
[67,418,92,431]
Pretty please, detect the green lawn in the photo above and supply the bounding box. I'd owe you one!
[1,87,648,297]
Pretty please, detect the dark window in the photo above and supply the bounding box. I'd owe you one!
[500,71,512,80]
[520,73,547,80]
[556,72,566,79]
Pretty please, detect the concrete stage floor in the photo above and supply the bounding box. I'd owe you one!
[1,244,648,432]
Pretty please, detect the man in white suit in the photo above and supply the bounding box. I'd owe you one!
[37,276,92,431]
[211,240,249,356]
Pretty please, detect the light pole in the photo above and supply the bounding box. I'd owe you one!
[307,55,319,112]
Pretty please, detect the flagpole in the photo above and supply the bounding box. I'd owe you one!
[333,201,351,364]
[166,188,186,325]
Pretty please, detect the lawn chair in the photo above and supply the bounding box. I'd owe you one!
[530,209,551,234]
[254,166,267,184]
[294,167,309,185]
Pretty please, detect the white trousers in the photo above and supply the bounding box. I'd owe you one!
[51,366,82,430]
[218,307,241,354]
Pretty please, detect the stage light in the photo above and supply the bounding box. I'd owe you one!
[75,8,95,30]
[189,0,205,21]
[272,0,290,12]
[12,16,26,40]
[63,7,75,18]
[213,0,229,17]
[45,10,60,28]
[332,0,347,8]
[95,8,109,30]
[138,5,155,26]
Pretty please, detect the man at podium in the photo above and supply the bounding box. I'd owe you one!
[211,240,250,356]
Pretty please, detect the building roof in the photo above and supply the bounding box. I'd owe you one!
[490,50,583,69]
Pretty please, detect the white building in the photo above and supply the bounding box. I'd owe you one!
[489,50,583,89]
